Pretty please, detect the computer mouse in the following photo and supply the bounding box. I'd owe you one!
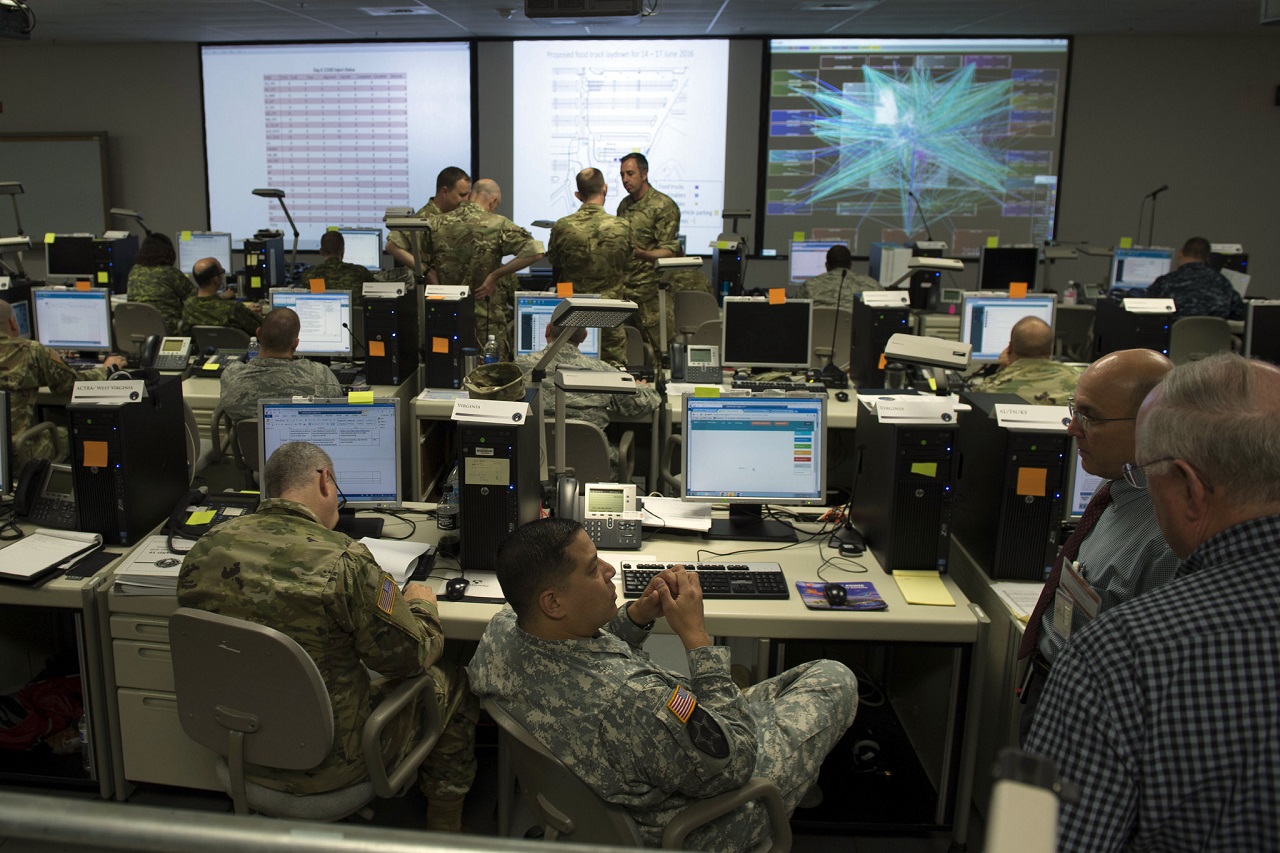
[823,582,848,608]
[444,577,470,602]
[835,391,850,403]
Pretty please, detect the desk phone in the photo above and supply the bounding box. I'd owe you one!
[13,460,78,530]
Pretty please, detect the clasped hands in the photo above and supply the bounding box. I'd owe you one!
[627,565,712,650]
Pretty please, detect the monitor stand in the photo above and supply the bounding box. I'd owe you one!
[335,509,384,539]
[703,504,797,543]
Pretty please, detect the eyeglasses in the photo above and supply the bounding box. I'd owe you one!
[317,469,347,510]
[1066,397,1137,431]
[1121,457,1175,489]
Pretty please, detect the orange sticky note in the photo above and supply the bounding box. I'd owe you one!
[768,287,786,305]
[82,440,108,468]
[878,353,887,370]
[557,282,573,297]
[1010,281,1029,298]
[368,340,386,357]
[309,278,326,293]
[432,336,450,354]
[1017,467,1048,497]
[75,280,92,291]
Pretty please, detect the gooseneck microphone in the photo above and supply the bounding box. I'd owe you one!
[907,190,935,242]
[341,321,368,360]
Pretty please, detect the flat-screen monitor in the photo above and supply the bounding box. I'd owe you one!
[258,397,401,509]
[682,394,827,542]
[33,287,113,352]
[11,300,30,339]
[1063,440,1104,522]
[176,231,234,276]
[268,290,352,358]
[1109,247,1173,297]
[44,235,95,278]
[961,294,1056,363]
[513,291,601,359]
[979,246,1039,292]
[1244,299,1280,367]
[337,229,383,271]
[721,297,813,371]
[789,240,846,284]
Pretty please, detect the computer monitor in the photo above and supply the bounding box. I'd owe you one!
[258,397,402,509]
[513,291,601,359]
[1244,300,1280,367]
[979,247,1039,292]
[682,394,826,542]
[33,287,113,353]
[1109,247,1173,297]
[44,235,95,279]
[1063,442,1104,522]
[720,297,813,371]
[337,228,383,271]
[176,231,234,276]
[960,294,1056,363]
[788,240,846,284]
[11,300,30,339]
[268,290,353,358]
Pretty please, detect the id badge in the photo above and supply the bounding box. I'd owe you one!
[1052,589,1075,640]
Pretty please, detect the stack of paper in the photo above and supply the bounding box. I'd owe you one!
[0,528,104,585]
[359,537,435,586]
[639,497,712,532]
[113,536,193,595]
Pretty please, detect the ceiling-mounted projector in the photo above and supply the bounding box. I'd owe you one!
[524,0,642,24]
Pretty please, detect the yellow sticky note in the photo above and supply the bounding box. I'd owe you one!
[1119,237,1133,249]
[82,440,108,468]
[693,386,721,397]
[250,276,262,289]
[793,231,806,242]
[768,287,786,305]
[368,340,386,357]
[347,389,374,404]
[1010,281,1029,298]
[180,230,192,242]
[556,282,573,298]
[248,255,259,267]
[96,271,109,284]
[45,232,58,244]
[985,235,999,249]
[185,509,216,526]
[326,225,339,232]
[910,462,937,478]
[309,278,326,293]
[75,280,92,291]
[893,570,956,606]
[1017,467,1048,497]
[431,336,449,354]
[202,360,219,371]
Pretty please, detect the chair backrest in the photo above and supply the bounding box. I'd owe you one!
[112,302,167,353]
[235,418,261,473]
[191,325,252,352]
[674,291,720,335]
[623,325,652,368]
[169,608,334,770]
[545,419,615,483]
[1053,304,1095,362]
[182,401,200,484]
[1168,315,1233,365]
[809,307,852,370]
[689,319,721,347]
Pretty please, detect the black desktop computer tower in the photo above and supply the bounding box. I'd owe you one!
[68,372,188,545]
[711,237,745,302]
[243,233,286,297]
[424,295,476,389]
[363,292,419,386]
[953,393,1071,581]
[457,406,541,573]
[850,400,957,572]
[92,235,138,295]
[1092,298,1172,358]
[849,300,910,387]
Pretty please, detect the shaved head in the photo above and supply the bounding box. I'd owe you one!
[1008,316,1055,360]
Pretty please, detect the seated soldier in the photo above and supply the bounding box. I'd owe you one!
[182,257,261,338]
[219,307,341,422]
[968,316,1082,405]
[299,231,378,310]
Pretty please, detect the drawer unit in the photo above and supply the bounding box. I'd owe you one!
[112,640,175,692]
[117,688,221,791]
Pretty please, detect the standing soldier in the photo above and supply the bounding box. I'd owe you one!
[386,166,472,273]
[617,152,680,357]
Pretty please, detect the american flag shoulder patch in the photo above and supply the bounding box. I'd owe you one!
[666,686,697,724]
[376,575,396,615]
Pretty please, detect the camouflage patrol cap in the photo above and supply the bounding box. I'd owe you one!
[464,362,525,401]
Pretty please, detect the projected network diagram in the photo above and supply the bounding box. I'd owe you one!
[766,40,1067,257]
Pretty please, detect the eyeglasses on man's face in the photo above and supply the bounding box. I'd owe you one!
[1121,457,1175,489]
[1067,397,1137,431]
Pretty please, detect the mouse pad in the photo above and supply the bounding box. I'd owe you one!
[795,581,887,611]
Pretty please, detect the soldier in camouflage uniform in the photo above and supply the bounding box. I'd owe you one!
[969,316,1083,405]
[1145,236,1245,321]
[469,519,857,851]
[386,166,471,272]
[0,301,125,468]
[220,308,342,422]
[548,168,634,366]
[298,232,377,310]
[797,245,879,312]
[126,233,195,335]
[618,153,680,357]
[514,325,660,472]
[424,179,544,360]
[178,441,476,831]
[181,258,262,337]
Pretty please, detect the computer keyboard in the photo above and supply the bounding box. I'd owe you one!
[619,561,790,600]
[333,366,363,386]
[730,378,816,393]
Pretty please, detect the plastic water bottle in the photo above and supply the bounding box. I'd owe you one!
[246,336,259,361]
[481,335,500,364]
[1062,283,1078,305]
[438,465,461,558]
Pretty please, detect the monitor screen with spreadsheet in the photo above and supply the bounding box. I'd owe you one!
[1109,247,1173,296]
[269,290,352,358]
[788,241,846,284]
[337,229,383,271]
[176,232,233,276]
[513,292,601,359]
[32,287,113,352]
[960,294,1056,363]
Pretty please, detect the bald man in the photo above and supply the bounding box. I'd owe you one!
[968,316,1083,405]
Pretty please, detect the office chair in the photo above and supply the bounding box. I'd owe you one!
[484,698,791,851]
[1168,316,1233,365]
[545,419,634,484]
[170,608,447,820]
[810,307,852,371]
[1053,305,1094,363]
[182,401,216,483]
[190,325,251,352]
[233,418,261,486]
[112,302,166,355]
[660,433,683,496]
[13,421,68,465]
[674,291,720,340]
[623,325,654,369]
[689,319,721,347]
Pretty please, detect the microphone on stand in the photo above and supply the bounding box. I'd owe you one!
[1147,184,1169,198]
[341,321,368,360]
[1144,185,1169,245]
[819,270,849,389]
[907,190,935,242]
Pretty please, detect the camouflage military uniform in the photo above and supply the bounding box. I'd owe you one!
[797,269,880,313]
[1145,262,1245,321]
[219,357,342,422]
[177,498,476,799]
[426,201,541,360]
[549,203,634,365]
[387,200,441,267]
[968,357,1083,406]
[0,337,110,468]
[180,295,261,337]
[617,187,680,355]
[514,344,660,471]
[670,268,713,295]
[298,257,377,309]
[127,264,196,335]
[468,606,857,851]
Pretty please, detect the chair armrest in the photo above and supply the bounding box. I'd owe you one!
[14,421,67,464]
[660,434,683,495]
[210,404,233,462]
[618,430,635,484]
[361,673,442,798]
[660,777,792,852]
